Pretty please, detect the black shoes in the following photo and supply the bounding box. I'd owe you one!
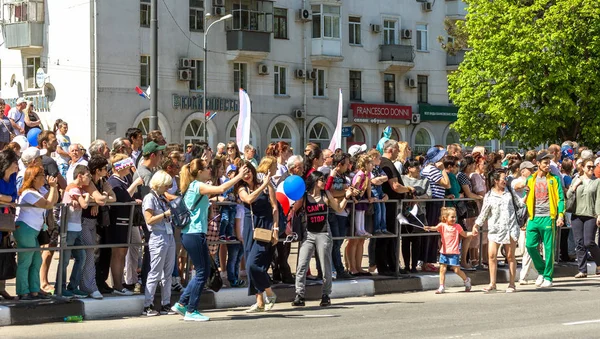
[320,294,331,307]
[291,295,305,307]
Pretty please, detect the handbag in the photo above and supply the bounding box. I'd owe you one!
[98,206,111,227]
[0,207,16,232]
[0,118,15,141]
[0,235,17,280]
[508,187,528,227]
[456,201,468,219]
[250,204,273,243]
[366,201,375,216]
[291,194,307,242]
[206,255,223,292]
[566,191,577,214]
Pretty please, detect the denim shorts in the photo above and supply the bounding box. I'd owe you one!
[439,253,460,267]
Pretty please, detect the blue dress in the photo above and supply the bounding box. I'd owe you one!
[242,188,274,296]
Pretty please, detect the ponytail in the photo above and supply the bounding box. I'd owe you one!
[180,158,207,194]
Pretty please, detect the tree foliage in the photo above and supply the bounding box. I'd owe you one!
[449,0,600,148]
[438,18,469,56]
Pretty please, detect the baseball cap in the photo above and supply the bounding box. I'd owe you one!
[536,151,552,162]
[348,144,367,157]
[142,141,166,156]
[16,97,26,105]
[519,161,535,171]
[595,158,600,167]
[226,164,237,174]
[561,145,574,161]
[581,149,594,160]
[21,147,41,164]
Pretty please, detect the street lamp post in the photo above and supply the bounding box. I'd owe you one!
[203,13,233,143]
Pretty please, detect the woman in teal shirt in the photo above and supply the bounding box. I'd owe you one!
[170,158,247,322]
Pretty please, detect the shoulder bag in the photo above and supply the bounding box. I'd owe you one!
[565,185,578,214]
[0,206,16,232]
[206,255,223,292]
[251,204,273,243]
[0,235,16,280]
[0,118,15,142]
[508,187,528,227]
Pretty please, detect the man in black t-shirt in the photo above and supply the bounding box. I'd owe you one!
[377,139,414,276]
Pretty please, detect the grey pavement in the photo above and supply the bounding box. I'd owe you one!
[2,277,600,339]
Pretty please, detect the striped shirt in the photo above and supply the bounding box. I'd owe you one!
[421,164,445,198]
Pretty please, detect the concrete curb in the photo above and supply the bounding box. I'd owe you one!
[0,264,581,326]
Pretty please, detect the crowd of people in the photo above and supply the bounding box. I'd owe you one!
[0,98,598,321]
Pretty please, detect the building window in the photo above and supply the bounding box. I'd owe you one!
[313,69,325,97]
[416,24,428,51]
[349,16,361,45]
[346,124,365,147]
[189,60,204,91]
[26,57,41,89]
[446,130,460,146]
[384,73,395,103]
[184,119,207,145]
[383,19,396,45]
[234,63,247,92]
[140,0,151,28]
[312,5,340,39]
[418,75,428,104]
[274,8,287,39]
[308,122,330,150]
[270,121,292,144]
[274,66,287,95]
[231,0,273,32]
[349,71,361,101]
[189,0,204,31]
[140,55,150,88]
[414,129,432,155]
[229,121,254,143]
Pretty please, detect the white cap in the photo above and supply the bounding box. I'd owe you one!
[348,144,367,157]
[16,97,26,105]
[21,147,40,164]
[13,135,29,150]
[595,158,600,167]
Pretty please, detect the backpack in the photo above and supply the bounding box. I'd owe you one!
[169,194,205,229]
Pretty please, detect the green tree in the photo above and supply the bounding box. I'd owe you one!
[449,0,600,148]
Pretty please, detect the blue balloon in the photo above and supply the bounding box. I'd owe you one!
[283,175,306,201]
[27,128,42,147]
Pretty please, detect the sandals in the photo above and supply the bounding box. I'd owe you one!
[482,285,497,293]
[505,285,516,293]
[574,272,587,279]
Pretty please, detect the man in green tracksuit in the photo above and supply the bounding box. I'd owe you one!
[524,151,565,288]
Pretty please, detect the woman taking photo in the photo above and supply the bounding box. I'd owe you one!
[567,158,600,278]
[236,161,279,313]
[14,165,58,300]
[473,170,523,293]
[170,159,247,321]
[293,171,354,307]
[0,149,19,300]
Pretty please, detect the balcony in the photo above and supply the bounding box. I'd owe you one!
[379,44,415,73]
[446,50,466,70]
[226,30,271,61]
[446,0,467,20]
[311,39,343,64]
[3,0,45,50]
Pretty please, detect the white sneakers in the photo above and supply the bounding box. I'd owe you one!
[540,280,553,288]
[535,275,544,287]
[90,291,103,299]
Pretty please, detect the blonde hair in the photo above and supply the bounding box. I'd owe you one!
[356,154,372,171]
[440,207,457,223]
[257,155,277,174]
[367,149,380,160]
[150,170,173,191]
[179,158,208,194]
[396,141,409,163]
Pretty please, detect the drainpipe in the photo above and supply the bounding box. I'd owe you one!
[302,0,307,149]
[90,0,98,142]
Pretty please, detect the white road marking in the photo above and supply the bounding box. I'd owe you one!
[563,319,600,326]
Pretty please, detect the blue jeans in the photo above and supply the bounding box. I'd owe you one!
[179,233,211,313]
[373,202,387,232]
[330,215,347,274]
[219,205,236,237]
[55,231,86,291]
[227,243,243,284]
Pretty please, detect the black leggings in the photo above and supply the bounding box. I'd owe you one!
[571,215,600,273]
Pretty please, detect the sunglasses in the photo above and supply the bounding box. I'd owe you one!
[227,147,235,150]
[586,166,595,170]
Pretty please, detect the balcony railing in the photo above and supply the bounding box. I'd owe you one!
[226,30,271,53]
[379,44,415,63]
[3,0,45,49]
[446,50,466,66]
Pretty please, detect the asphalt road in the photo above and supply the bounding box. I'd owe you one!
[3,277,600,339]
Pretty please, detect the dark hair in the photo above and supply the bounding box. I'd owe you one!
[73,164,90,180]
[210,157,225,185]
[125,128,142,143]
[304,147,323,175]
[561,159,573,174]
[190,143,209,160]
[486,169,506,190]
[0,149,18,179]
[234,161,258,196]
[332,153,350,167]
[37,130,55,148]
[443,156,457,169]
[305,171,324,192]
[459,155,475,173]
[509,160,522,175]
[87,155,109,176]
[265,142,278,157]
[53,119,67,134]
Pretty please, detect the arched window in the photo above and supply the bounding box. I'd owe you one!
[390,127,400,142]
[183,119,207,146]
[137,118,151,138]
[346,124,365,147]
[445,130,460,146]
[308,122,330,149]
[503,140,519,153]
[414,128,432,155]
[270,121,293,144]
[229,122,255,142]
[135,115,170,142]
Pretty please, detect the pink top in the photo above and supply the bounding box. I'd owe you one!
[435,222,464,255]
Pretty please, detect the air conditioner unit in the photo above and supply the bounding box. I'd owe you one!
[179,58,192,69]
[178,69,192,81]
[307,70,316,80]
[213,0,225,6]
[407,78,417,88]
[401,29,412,39]
[370,24,381,33]
[297,8,312,21]
[258,63,269,75]
[294,109,305,120]
[422,2,433,12]
[411,113,421,124]
[295,69,306,79]
[214,6,226,16]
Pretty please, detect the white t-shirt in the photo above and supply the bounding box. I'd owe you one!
[167,179,179,195]
[7,107,25,135]
[66,158,88,184]
[16,190,45,231]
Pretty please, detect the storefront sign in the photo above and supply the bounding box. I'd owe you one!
[341,126,352,137]
[419,105,459,122]
[5,95,50,112]
[350,103,411,123]
[172,94,239,112]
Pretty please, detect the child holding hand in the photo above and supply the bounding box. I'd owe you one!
[424,207,473,294]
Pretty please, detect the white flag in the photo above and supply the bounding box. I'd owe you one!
[328,88,343,151]
[236,89,251,151]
